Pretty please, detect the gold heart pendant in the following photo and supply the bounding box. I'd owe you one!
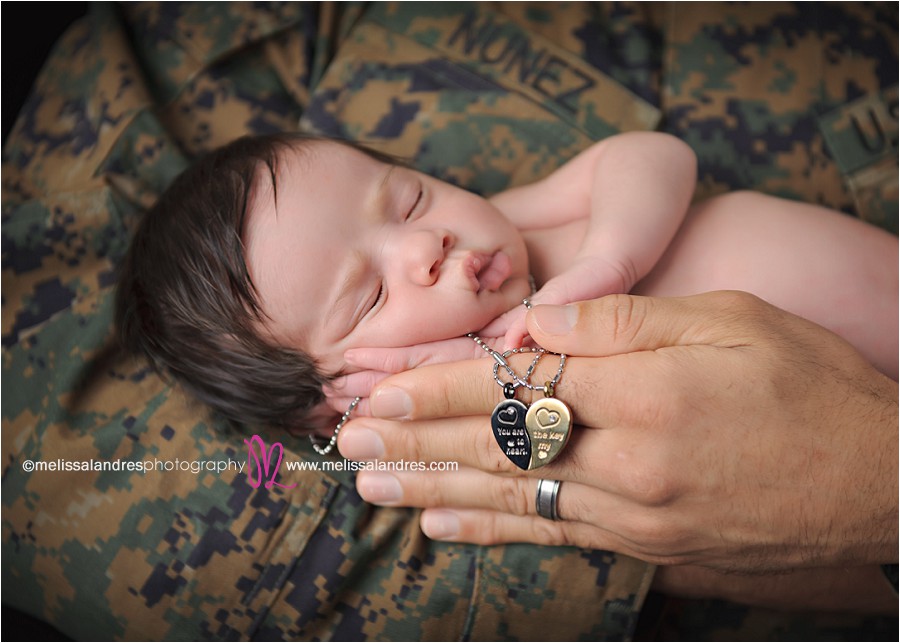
[524,397,572,469]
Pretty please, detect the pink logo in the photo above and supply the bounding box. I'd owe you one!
[244,434,297,489]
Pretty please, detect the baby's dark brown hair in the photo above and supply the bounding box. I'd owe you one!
[115,133,395,430]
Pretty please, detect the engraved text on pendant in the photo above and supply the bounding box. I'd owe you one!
[525,397,572,469]
[490,399,531,470]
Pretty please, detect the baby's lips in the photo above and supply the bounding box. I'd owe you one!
[462,251,491,292]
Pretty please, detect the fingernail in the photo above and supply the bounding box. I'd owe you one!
[532,304,577,335]
[358,472,403,504]
[370,386,412,419]
[338,427,385,460]
[422,510,460,540]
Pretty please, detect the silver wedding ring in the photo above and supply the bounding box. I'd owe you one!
[535,479,561,521]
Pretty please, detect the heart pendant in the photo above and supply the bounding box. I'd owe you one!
[490,399,531,470]
[525,397,572,469]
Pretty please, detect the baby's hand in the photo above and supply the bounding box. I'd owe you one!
[324,335,503,415]
[483,254,637,348]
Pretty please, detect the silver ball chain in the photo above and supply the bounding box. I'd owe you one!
[310,396,360,456]
[467,291,567,397]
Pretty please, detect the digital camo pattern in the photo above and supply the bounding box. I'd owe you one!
[659,2,898,233]
[3,3,654,640]
[2,2,896,641]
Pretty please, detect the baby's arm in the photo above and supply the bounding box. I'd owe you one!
[486,132,697,345]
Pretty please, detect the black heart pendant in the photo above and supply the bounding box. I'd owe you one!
[491,399,531,470]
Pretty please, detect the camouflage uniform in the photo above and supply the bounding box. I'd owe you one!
[2,2,896,640]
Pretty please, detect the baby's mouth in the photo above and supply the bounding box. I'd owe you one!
[467,251,512,292]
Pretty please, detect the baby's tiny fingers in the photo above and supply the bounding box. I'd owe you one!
[345,337,479,372]
[502,319,530,350]
[344,347,416,372]
[480,308,524,338]
[329,396,371,417]
[325,370,389,399]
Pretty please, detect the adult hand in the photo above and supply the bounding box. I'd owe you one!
[337,291,898,573]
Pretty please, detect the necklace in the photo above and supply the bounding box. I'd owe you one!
[309,396,360,456]
[467,329,572,470]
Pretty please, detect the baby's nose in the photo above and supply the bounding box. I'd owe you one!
[404,229,454,286]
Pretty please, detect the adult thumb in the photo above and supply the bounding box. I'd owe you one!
[526,291,761,357]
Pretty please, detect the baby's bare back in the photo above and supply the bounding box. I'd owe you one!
[633,191,897,378]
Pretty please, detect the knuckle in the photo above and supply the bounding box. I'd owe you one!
[602,293,643,346]
[611,380,679,432]
[491,476,532,516]
[620,460,677,507]
[715,289,759,310]
[395,422,427,463]
[529,515,569,547]
[479,512,513,545]
[558,486,591,523]
[711,290,768,326]
[476,368,503,410]
[708,290,790,350]
[472,422,518,474]
[412,473,446,508]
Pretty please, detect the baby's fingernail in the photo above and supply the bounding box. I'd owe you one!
[422,510,461,540]
[531,304,577,335]
[358,472,403,504]
[338,427,385,460]
[370,386,411,419]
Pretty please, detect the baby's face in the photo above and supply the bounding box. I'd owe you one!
[243,141,530,374]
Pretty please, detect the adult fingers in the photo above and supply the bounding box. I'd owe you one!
[357,466,538,515]
[356,465,652,532]
[339,415,545,478]
[338,411,663,498]
[351,456,702,565]
[526,291,771,357]
[421,507,576,547]
[417,507,659,564]
[367,346,666,435]
[366,358,496,420]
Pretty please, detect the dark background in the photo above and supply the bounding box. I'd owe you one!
[3,2,88,143]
